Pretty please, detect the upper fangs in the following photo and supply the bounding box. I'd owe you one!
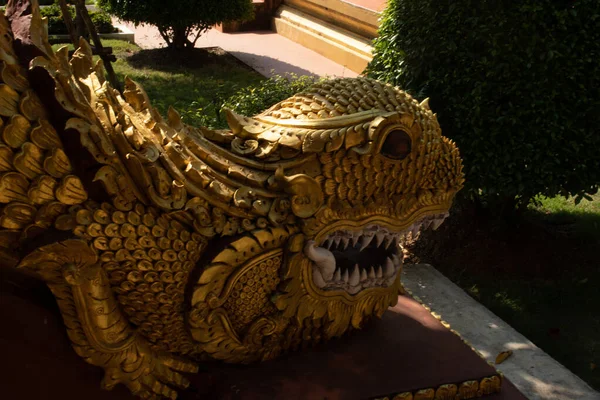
[319,213,448,249]
[305,213,449,294]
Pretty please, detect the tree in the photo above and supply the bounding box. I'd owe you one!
[367,0,600,214]
[98,0,254,50]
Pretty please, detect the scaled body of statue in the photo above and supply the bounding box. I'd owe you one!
[0,1,463,398]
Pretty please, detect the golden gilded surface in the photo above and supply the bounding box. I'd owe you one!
[0,1,465,398]
[18,239,198,399]
[375,375,503,400]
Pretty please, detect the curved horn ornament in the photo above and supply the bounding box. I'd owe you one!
[304,239,336,281]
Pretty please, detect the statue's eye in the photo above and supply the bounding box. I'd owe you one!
[381,130,412,160]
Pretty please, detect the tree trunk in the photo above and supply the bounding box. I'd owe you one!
[74,5,88,41]
[171,27,190,50]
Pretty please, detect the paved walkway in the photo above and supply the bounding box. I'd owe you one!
[346,0,387,12]
[116,21,359,78]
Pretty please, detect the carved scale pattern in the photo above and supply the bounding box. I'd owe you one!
[0,18,87,253]
[223,255,281,333]
[262,78,418,120]
[58,201,206,355]
[318,144,462,209]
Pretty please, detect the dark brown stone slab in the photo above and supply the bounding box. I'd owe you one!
[184,296,527,400]
[0,274,133,399]
[0,273,526,399]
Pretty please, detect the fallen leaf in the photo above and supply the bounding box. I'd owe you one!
[495,350,513,364]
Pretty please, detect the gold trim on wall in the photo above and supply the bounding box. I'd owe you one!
[373,374,503,400]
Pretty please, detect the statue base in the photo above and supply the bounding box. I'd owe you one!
[1,271,525,399]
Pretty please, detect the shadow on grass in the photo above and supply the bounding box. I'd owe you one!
[111,46,264,128]
[124,46,318,78]
[125,46,257,73]
[525,207,600,242]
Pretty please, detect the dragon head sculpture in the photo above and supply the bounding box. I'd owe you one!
[180,79,464,362]
[0,1,463,395]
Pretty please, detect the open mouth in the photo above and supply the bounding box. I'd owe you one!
[304,213,448,295]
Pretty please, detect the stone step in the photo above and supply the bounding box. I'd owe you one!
[282,0,380,39]
[272,3,375,74]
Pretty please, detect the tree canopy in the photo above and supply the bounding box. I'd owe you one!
[98,0,254,49]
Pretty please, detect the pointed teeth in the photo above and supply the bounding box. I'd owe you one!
[392,253,403,266]
[351,235,360,247]
[359,234,374,251]
[334,268,341,282]
[376,265,383,278]
[384,235,394,250]
[349,264,360,286]
[342,269,349,283]
[384,257,395,277]
[341,237,349,250]
[333,236,342,248]
[360,269,368,282]
[368,266,376,279]
[324,238,333,249]
[432,219,444,230]
[375,233,385,247]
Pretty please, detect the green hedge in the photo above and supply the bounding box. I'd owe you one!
[89,8,115,33]
[178,74,320,129]
[367,0,600,210]
[40,3,73,34]
[222,74,321,117]
[40,3,116,35]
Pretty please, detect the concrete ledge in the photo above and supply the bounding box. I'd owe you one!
[48,24,135,44]
[402,264,600,400]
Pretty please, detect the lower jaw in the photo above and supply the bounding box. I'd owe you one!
[306,213,448,296]
[312,265,401,295]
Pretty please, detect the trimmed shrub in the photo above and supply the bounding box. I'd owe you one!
[89,10,116,33]
[40,3,116,35]
[367,0,600,210]
[98,0,253,50]
[177,74,320,128]
[40,3,73,35]
[222,74,321,118]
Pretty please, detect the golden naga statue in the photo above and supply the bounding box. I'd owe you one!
[0,1,463,398]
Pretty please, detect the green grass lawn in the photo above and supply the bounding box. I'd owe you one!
[52,40,265,128]
[413,193,600,390]
[529,193,600,238]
